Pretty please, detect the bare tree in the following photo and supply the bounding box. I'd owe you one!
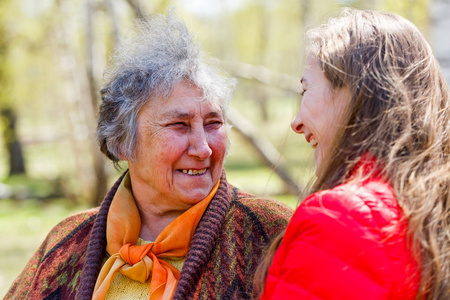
[254,1,271,121]
[85,0,109,205]
[124,0,146,18]
[52,0,106,204]
[104,0,120,49]
[0,0,26,176]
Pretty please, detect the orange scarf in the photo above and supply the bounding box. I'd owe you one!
[92,173,219,300]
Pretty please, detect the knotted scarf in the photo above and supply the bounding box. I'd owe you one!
[92,173,219,300]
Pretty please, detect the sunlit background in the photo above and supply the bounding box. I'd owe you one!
[1,0,448,295]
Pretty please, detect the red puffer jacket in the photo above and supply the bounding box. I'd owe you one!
[261,159,420,299]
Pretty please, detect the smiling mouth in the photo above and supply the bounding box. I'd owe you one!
[310,138,318,149]
[180,168,207,176]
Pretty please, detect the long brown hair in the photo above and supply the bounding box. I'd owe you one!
[254,9,450,300]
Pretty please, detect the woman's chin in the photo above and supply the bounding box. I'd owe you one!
[176,188,211,204]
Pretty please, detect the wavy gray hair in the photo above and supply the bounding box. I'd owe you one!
[97,11,236,163]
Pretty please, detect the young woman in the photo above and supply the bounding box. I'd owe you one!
[255,9,450,300]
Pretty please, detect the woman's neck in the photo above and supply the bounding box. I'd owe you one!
[136,205,183,241]
[129,175,193,241]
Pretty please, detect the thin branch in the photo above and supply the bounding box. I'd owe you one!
[222,60,302,94]
[228,107,302,195]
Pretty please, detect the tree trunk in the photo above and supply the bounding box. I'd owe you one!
[1,108,26,175]
[85,0,108,205]
[0,0,25,176]
[124,0,146,18]
[255,1,270,121]
[53,0,102,205]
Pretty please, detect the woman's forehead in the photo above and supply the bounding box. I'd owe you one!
[160,107,223,119]
[302,56,326,86]
[143,95,224,120]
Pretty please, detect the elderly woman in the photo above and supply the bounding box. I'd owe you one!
[6,13,292,300]
[255,9,450,300]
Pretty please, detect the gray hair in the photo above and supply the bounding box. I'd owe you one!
[97,11,236,163]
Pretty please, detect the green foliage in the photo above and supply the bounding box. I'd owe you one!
[383,0,431,31]
[1,174,63,200]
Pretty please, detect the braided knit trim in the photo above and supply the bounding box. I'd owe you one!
[76,172,127,300]
[173,170,233,299]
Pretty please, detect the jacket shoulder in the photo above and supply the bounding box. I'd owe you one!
[265,179,418,299]
[286,180,400,265]
[42,208,99,252]
[303,178,401,230]
[232,188,293,239]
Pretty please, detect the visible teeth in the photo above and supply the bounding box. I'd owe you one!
[181,168,207,175]
[310,138,318,149]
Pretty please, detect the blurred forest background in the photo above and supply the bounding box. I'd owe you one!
[1,0,449,295]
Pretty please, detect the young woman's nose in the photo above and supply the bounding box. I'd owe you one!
[291,111,304,134]
[188,128,213,159]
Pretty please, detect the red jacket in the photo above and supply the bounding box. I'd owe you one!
[261,159,420,299]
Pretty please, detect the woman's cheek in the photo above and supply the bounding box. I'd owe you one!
[210,129,228,155]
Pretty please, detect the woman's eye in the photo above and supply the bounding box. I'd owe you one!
[168,122,187,128]
[205,121,223,129]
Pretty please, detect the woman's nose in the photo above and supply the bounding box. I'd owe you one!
[291,112,304,134]
[188,129,213,159]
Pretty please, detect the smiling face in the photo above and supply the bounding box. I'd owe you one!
[127,80,228,212]
[291,54,351,172]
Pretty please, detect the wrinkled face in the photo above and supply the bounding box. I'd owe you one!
[291,54,351,172]
[127,80,228,210]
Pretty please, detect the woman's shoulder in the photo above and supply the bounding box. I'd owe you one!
[282,177,407,257]
[233,188,293,219]
[300,177,401,230]
[227,187,293,238]
[42,207,99,252]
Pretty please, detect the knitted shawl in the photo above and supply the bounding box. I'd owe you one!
[5,170,293,300]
